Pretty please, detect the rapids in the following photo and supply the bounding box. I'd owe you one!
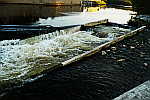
[0,25,131,87]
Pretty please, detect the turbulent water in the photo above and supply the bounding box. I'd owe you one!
[0,26,131,90]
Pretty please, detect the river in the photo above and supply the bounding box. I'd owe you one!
[0,4,138,99]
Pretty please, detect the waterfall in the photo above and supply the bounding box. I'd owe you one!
[0,26,81,46]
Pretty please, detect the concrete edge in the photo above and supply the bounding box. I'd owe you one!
[113,80,150,100]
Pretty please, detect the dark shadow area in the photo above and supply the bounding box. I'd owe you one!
[130,0,150,15]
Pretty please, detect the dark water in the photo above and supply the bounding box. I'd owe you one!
[1,30,150,100]
[1,4,150,100]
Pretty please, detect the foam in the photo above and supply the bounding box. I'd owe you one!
[0,31,108,84]
[0,26,131,86]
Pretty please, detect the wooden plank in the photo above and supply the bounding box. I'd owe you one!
[62,26,146,66]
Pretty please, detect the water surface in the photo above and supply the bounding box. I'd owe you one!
[0,4,136,97]
[0,4,136,26]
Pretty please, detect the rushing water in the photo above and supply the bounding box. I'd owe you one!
[0,4,135,96]
[0,25,131,94]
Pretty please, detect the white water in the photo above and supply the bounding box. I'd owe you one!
[0,31,107,85]
[0,26,131,86]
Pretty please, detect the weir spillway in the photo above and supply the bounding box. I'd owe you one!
[0,19,146,97]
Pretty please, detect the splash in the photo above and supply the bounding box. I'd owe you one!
[0,25,131,91]
[0,31,109,85]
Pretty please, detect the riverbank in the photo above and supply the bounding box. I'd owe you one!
[1,25,149,100]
